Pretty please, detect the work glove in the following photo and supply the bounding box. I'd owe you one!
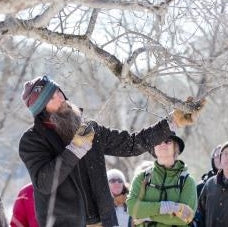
[72,123,95,147]
[160,201,194,224]
[174,203,194,224]
[172,97,206,127]
[66,123,95,159]
[160,201,179,214]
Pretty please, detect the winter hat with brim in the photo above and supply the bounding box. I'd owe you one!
[220,141,228,160]
[107,169,126,184]
[151,132,185,158]
[22,75,66,117]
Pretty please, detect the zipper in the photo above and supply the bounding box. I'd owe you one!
[159,170,167,201]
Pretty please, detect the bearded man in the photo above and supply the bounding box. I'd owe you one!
[19,76,196,227]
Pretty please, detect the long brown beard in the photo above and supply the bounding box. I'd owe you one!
[49,101,82,145]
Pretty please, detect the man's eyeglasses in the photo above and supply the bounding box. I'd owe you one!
[109,178,123,184]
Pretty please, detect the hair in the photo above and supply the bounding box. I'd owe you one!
[173,141,180,159]
[35,109,50,121]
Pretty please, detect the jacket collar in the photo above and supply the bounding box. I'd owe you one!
[154,160,187,176]
[217,170,228,188]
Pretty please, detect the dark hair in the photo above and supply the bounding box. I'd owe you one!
[35,109,50,122]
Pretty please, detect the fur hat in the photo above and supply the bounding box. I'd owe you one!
[107,169,126,184]
[22,75,65,116]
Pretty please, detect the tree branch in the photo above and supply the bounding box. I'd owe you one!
[85,8,100,38]
[33,2,66,28]
[0,0,174,15]
[0,15,205,113]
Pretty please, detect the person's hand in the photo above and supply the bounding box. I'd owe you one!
[172,97,206,127]
[173,203,194,224]
[72,123,95,147]
[160,201,194,224]
[66,123,95,159]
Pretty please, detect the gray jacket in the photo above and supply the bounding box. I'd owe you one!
[198,170,228,227]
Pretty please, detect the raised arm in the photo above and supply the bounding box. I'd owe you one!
[94,119,173,157]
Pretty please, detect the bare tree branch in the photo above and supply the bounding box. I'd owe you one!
[0,0,174,15]
[0,15,207,112]
[85,8,100,38]
[33,2,66,28]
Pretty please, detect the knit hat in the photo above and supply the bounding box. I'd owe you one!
[211,145,221,172]
[107,169,126,184]
[220,141,228,160]
[22,75,61,116]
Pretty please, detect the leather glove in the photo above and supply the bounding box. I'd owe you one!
[66,123,95,159]
[160,201,194,224]
[172,97,206,127]
[72,123,95,147]
[173,203,194,224]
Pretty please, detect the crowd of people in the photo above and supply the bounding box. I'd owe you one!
[0,75,227,227]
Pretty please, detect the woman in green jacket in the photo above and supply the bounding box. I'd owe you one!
[127,132,197,227]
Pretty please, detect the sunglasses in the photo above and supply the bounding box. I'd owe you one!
[163,139,173,144]
[109,178,123,184]
[33,85,44,93]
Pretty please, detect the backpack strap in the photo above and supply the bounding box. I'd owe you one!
[143,168,152,188]
[178,170,189,194]
[143,169,189,196]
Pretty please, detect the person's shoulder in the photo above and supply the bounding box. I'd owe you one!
[185,175,197,188]
[18,183,34,197]
[200,175,217,192]
[20,123,36,137]
[20,125,38,143]
[206,175,217,185]
[134,166,153,182]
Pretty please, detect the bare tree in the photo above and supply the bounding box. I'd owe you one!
[0,0,219,112]
[0,0,228,191]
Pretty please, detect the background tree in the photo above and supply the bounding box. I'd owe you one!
[0,0,228,219]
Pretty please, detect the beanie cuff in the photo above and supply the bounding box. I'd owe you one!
[29,81,57,116]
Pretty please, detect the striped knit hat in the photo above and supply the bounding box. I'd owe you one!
[22,76,60,116]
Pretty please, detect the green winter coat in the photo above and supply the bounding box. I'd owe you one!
[127,160,197,227]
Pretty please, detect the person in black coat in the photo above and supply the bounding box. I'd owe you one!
[198,142,228,227]
[197,144,221,198]
[19,75,200,227]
